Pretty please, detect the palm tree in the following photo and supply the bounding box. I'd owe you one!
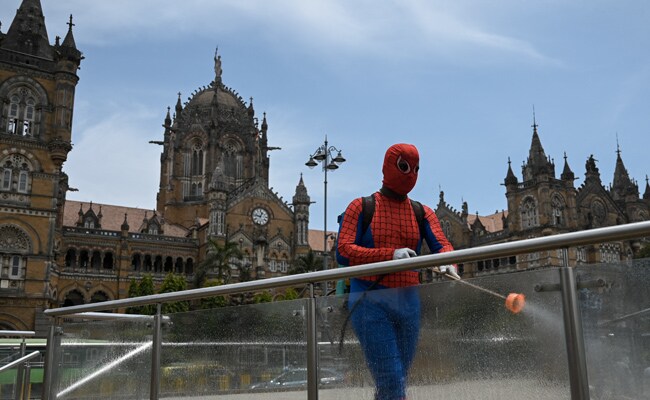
[289,250,322,275]
[194,239,243,288]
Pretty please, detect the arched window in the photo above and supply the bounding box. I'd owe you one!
[164,257,173,272]
[3,85,42,137]
[23,98,36,136]
[1,168,11,190]
[0,225,31,281]
[223,141,243,180]
[91,291,109,303]
[7,95,20,134]
[191,142,204,175]
[103,252,114,270]
[551,195,565,226]
[175,257,184,274]
[65,248,77,268]
[62,290,84,307]
[441,219,452,239]
[185,258,194,275]
[0,154,33,194]
[148,222,159,235]
[521,197,538,229]
[84,217,95,229]
[131,254,142,271]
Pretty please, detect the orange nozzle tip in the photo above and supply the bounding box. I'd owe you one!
[505,293,526,314]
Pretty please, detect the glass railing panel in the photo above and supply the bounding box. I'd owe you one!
[53,318,153,399]
[0,356,44,400]
[577,257,650,399]
[317,267,570,399]
[0,365,19,400]
[158,297,309,398]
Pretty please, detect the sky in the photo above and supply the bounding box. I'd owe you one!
[2,0,649,231]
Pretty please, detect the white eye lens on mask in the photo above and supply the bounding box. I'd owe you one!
[396,156,411,174]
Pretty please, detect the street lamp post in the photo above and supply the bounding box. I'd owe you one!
[306,136,346,294]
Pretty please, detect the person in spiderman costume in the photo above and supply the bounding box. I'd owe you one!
[336,143,459,400]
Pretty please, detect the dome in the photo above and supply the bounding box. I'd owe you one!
[188,86,245,110]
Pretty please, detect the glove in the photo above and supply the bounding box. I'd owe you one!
[440,265,460,280]
[393,248,417,260]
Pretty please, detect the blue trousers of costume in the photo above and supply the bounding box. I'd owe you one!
[349,279,421,400]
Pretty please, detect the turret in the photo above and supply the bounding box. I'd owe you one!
[611,144,639,201]
[292,174,311,248]
[2,0,52,58]
[522,115,555,181]
[504,157,518,187]
[560,152,575,183]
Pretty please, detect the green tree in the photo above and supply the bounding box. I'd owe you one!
[195,240,243,287]
[283,287,300,301]
[126,279,141,314]
[289,250,322,275]
[253,290,273,303]
[159,273,189,314]
[125,274,156,315]
[198,278,228,310]
[635,242,650,259]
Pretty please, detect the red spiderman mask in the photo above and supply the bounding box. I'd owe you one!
[381,143,419,196]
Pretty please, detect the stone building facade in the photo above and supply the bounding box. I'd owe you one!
[0,0,311,334]
[435,121,650,276]
[1,0,648,334]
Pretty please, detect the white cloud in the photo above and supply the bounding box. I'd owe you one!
[65,103,161,209]
[37,0,557,66]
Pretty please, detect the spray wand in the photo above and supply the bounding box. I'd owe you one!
[433,267,526,314]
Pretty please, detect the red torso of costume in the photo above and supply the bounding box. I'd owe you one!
[337,192,453,288]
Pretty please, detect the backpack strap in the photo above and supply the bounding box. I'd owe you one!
[360,195,375,235]
[409,199,426,238]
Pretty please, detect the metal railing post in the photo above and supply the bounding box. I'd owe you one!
[43,322,62,400]
[150,303,163,400]
[306,283,319,400]
[21,364,31,400]
[559,248,590,399]
[14,339,26,400]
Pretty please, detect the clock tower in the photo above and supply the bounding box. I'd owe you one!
[156,50,311,279]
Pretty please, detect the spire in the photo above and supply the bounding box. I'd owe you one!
[61,14,77,48]
[2,0,52,58]
[522,109,554,181]
[504,157,518,186]
[644,175,650,200]
[248,96,255,117]
[164,106,171,127]
[175,92,183,117]
[611,142,638,198]
[261,111,268,133]
[560,152,575,181]
[292,173,310,205]
[121,213,130,231]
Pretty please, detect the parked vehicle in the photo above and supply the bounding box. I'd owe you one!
[249,367,344,390]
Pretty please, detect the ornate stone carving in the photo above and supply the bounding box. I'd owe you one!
[0,224,32,252]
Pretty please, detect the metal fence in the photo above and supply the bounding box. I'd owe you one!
[42,221,650,400]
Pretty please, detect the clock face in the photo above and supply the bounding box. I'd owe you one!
[252,208,269,225]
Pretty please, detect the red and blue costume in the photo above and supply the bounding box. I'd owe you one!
[336,143,454,400]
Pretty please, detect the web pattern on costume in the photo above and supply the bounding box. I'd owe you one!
[337,192,454,288]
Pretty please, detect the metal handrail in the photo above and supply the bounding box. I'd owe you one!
[64,312,170,322]
[44,220,650,317]
[0,331,35,338]
[0,351,41,373]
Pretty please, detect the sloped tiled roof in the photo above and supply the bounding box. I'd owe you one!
[63,200,189,237]
[467,210,508,233]
[308,229,337,252]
